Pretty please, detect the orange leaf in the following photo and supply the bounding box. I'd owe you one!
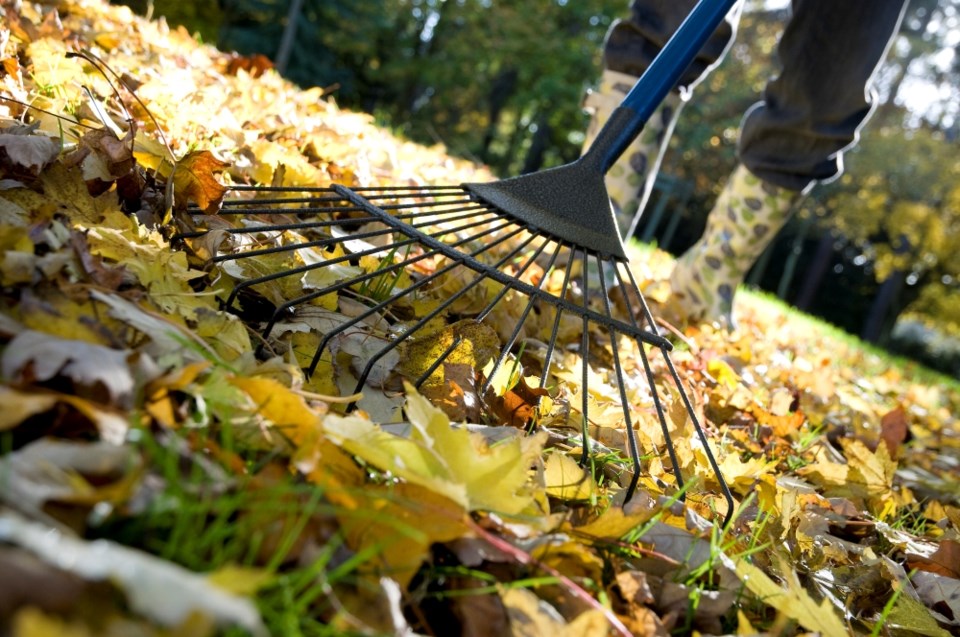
[879,405,909,457]
[172,150,228,213]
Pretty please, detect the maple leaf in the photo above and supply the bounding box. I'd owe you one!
[726,554,848,637]
[324,383,546,515]
[171,150,229,213]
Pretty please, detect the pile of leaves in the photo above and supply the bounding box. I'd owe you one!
[1,1,959,635]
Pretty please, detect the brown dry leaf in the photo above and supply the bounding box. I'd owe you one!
[1,329,156,408]
[880,405,910,456]
[906,539,960,579]
[487,373,549,429]
[0,131,60,174]
[223,52,275,78]
[171,150,229,213]
[72,128,136,182]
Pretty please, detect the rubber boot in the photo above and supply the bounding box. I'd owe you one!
[667,165,798,329]
[582,69,683,234]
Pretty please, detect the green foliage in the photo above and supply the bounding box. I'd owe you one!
[112,0,224,42]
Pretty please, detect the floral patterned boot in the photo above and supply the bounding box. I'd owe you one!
[582,69,683,233]
[667,164,799,329]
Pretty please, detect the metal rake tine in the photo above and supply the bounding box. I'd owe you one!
[258,243,433,341]
[663,351,735,528]
[239,215,519,329]
[472,235,556,394]
[596,258,643,501]
[579,248,592,468]
[539,248,576,389]
[412,334,463,389]
[611,264,685,495]
[308,223,528,382]
[411,231,546,391]
[306,257,463,376]
[347,226,535,403]
[224,235,421,310]
[211,225,395,264]
[618,264,735,526]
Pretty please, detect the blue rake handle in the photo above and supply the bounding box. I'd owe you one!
[587,0,741,174]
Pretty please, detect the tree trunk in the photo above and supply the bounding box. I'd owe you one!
[795,231,835,310]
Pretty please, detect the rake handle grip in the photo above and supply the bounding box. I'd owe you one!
[585,0,740,174]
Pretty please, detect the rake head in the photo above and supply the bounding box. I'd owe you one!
[174,164,735,525]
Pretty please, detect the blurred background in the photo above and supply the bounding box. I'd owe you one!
[113,0,959,376]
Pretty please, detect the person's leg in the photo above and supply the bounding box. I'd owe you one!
[669,0,908,328]
[739,0,909,191]
[583,0,740,232]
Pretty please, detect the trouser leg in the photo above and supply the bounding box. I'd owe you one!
[739,0,909,191]
[670,0,908,328]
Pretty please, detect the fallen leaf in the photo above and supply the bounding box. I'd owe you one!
[913,571,960,627]
[172,150,228,213]
[0,509,267,636]
[0,132,59,173]
[883,586,953,636]
[0,438,140,528]
[2,329,155,407]
[0,385,130,444]
[879,405,909,456]
[544,453,596,501]
[230,376,322,444]
[324,383,546,515]
[726,554,848,637]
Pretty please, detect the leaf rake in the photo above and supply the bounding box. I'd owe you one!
[175,0,738,525]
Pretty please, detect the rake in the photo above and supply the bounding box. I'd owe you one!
[176,0,739,525]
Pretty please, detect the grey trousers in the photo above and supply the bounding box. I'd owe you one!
[603,0,909,192]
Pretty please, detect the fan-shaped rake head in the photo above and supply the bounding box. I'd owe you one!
[174,179,735,525]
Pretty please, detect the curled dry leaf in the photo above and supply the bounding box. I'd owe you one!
[0,131,60,175]
[2,329,159,408]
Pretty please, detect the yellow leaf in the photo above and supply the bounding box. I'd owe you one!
[717,453,779,495]
[729,556,847,637]
[544,453,596,501]
[707,357,741,389]
[230,376,321,444]
[338,482,468,588]
[324,384,545,515]
[13,606,93,637]
[574,500,658,540]
[403,383,545,515]
[39,163,116,225]
[26,39,85,96]
[530,539,605,583]
[324,412,466,506]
